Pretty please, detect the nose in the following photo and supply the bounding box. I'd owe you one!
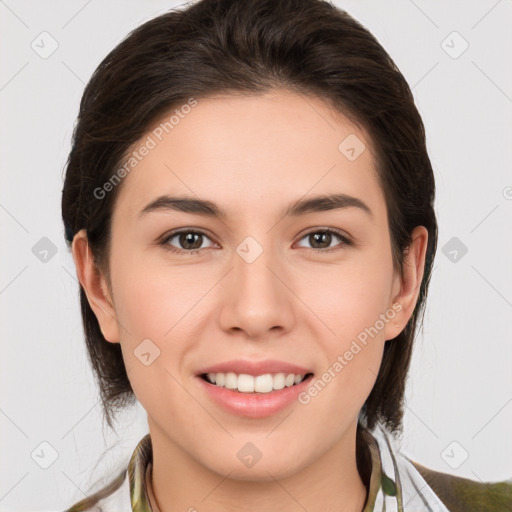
[218,238,296,340]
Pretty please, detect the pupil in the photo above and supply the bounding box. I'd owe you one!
[181,233,201,249]
[312,232,330,248]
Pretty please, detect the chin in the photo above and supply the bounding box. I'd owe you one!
[198,444,311,482]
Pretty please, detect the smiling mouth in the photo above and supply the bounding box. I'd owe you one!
[199,372,314,394]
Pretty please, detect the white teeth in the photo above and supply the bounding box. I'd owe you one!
[225,372,237,390]
[215,373,224,386]
[204,372,308,393]
[255,374,273,393]
[273,373,285,390]
[238,374,255,393]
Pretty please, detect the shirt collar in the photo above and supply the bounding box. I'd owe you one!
[127,424,402,512]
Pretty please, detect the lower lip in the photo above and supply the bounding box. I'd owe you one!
[196,374,314,418]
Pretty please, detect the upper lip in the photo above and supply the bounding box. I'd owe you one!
[197,359,314,377]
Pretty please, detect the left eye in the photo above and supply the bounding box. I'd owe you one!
[296,229,351,251]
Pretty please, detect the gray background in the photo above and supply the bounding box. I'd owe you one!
[1,0,511,510]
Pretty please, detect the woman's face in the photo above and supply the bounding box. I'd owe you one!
[82,90,425,480]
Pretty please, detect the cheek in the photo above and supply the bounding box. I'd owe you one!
[114,274,196,416]
[107,252,190,398]
[296,252,395,341]
[110,248,209,342]
[293,254,393,408]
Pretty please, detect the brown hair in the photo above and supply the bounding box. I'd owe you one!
[62,0,437,438]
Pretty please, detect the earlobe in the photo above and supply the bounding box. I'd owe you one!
[384,226,429,341]
[71,229,121,343]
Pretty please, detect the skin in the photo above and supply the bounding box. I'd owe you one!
[73,89,428,512]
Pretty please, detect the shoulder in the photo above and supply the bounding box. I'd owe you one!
[63,433,152,511]
[409,459,512,512]
[366,423,512,511]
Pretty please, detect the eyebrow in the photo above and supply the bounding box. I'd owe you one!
[139,193,373,220]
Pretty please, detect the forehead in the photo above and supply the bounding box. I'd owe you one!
[113,90,385,221]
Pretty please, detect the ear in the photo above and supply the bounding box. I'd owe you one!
[384,225,429,341]
[71,229,120,343]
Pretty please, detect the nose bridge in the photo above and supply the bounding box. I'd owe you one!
[234,233,282,302]
[218,233,295,336]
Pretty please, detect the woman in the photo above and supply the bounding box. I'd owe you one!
[61,0,512,510]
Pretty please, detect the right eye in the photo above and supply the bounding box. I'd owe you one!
[160,229,218,255]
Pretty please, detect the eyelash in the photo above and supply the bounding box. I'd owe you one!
[159,228,353,255]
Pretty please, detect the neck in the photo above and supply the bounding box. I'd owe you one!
[148,420,369,512]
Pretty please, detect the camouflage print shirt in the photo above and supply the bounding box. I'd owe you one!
[65,423,512,512]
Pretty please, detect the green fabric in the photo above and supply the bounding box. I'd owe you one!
[411,460,512,512]
[128,434,153,512]
[361,429,397,511]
